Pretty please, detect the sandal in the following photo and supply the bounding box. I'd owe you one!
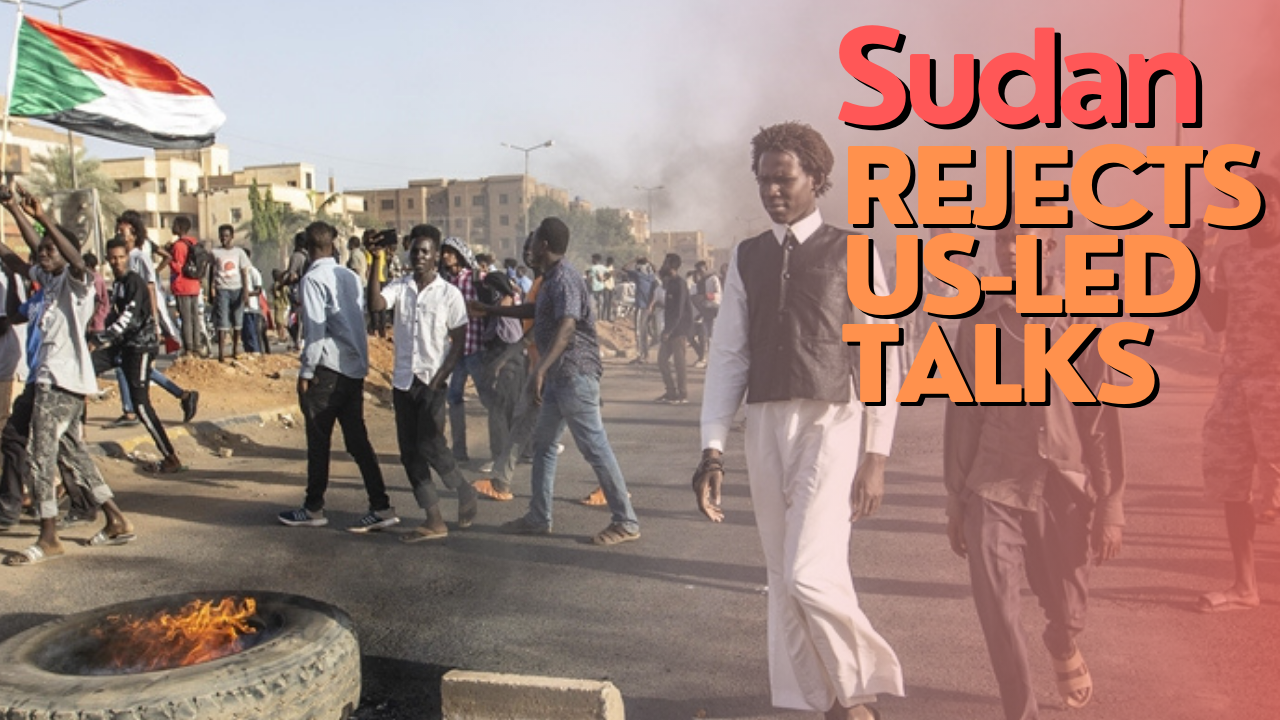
[4,544,63,566]
[473,479,513,502]
[592,522,640,546]
[87,530,137,547]
[400,525,448,544]
[1196,590,1260,613]
[580,488,632,507]
[1050,645,1093,709]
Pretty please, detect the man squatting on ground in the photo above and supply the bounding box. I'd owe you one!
[278,222,395,532]
[367,224,479,542]
[1195,172,1280,613]
[89,238,183,474]
[944,226,1125,720]
[0,184,135,566]
[474,218,640,545]
[693,122,902,719]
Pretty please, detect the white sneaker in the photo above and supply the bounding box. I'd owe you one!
[478,461,495,473]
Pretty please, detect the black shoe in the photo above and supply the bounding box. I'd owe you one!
[181,391,200,423]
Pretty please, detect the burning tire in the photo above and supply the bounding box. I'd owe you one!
[0,591,360,720]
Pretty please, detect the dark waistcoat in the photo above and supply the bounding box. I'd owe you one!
[738,224,861,405]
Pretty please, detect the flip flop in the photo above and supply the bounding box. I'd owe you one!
[400,526,448,544]
[87,530,137,547]
[1050,646,1093,709]
[473,479,513,502]
[1196,590,1261,613]
[580,488,632,507]
[4,544,62,566]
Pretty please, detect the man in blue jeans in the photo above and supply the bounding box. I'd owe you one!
[474,217,639,545]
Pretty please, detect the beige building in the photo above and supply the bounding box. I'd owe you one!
[1,115,88,244]
[649,230,709,264]
[354,175,570,259]
[101,147,365,248]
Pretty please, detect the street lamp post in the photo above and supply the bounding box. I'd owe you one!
[501,140,554,240]
[634,185,664,244]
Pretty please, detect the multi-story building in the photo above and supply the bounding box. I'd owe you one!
[1,115,86,243]
[101,147,365,249]
[353,175,571,259]
[649,230,709,265]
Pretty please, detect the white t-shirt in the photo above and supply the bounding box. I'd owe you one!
[128,247,157,285]
[245,266,264,313]
[212,246,250,291]
[30,266,97,396]
[380,274,468,391]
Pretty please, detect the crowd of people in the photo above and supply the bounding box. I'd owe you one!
[0,121,1274,720]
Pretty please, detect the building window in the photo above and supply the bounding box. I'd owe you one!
[132,180,140,189]
[380,199,395,210]
[178,179,189,194]
[500,215,510,226]
[231,208,243,223]
[159,216,167,228]
[499,193,509,205]
[157,179,167,193]
[287,181,297,187]
[453,196,461,208]
[471,196,484,207]
[305,173,313,190]
[406,198,414,209]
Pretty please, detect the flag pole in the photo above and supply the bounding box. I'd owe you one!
[1,1,24,185]
[1,1,24,247]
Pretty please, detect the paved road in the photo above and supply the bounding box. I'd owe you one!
[0,338,1276,719]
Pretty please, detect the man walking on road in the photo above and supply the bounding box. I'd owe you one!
[1195,173,1280,613]
[482,218,640,545]
[693,122,902,719]
[278,222,394,533]
[656,253,691,404]
[944,227,1126,719]
[368,224,478,542]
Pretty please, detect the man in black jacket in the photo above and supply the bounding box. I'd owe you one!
[92,238,182,473]
[656,253,691,404]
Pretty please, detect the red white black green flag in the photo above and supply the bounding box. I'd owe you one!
[8,16,225,149]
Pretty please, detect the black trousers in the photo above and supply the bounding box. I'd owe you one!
[301,366,389,513]
[392,378,467,511]
[92,347,175,459]
[658,334,688,399]
[963,473,1093,720]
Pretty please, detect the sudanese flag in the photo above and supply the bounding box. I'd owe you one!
[9,16,225,149]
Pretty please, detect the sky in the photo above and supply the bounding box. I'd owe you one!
[1,0,1277,248]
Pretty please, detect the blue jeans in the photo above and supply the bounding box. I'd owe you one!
[242,312,262,353]
[525,374,638,532]
[447,351,485,459]
[118,366,182,415]
[215,289,244,332]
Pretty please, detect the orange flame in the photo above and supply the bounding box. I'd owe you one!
[90,597,258,673]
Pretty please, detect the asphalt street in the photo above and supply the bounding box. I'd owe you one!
[0,338,1276,720]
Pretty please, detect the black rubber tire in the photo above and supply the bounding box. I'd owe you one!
[0,591,360,719]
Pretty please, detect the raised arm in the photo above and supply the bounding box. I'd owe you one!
[17,186,85,281]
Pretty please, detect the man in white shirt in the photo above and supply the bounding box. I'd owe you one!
[278,222,393,533]
[693,122,903,719]
[209,224,251,362]
[1,185,135,565]
[368,224,479,542]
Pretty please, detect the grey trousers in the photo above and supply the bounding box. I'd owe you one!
[30,385,112,520]
[962,473,1092,720]
[175,294,201,354]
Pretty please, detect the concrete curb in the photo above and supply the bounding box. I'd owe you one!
[441,670,625,720]
[91,404,300,459]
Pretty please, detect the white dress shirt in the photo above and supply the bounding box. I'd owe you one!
[700,209,901,455]
[298,257,369,380]
[380,273,468,391]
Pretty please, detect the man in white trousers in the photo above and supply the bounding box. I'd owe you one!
[693,121,903,720]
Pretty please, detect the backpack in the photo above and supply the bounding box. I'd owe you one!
[181,238,212,280]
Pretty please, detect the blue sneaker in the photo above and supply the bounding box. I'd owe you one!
[347,510,400,534]
[277,507,327,527]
